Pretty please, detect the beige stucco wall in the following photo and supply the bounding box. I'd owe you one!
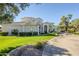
[1,24,10,32]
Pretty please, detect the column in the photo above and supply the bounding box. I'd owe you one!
[38,26,39,35]
[8,26,12,35]
[43,24,44,33]
[22,25,24,32]
[8,27,11,35]
[47,25,49,33]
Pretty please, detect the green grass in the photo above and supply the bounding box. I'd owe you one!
[0,35,54,51]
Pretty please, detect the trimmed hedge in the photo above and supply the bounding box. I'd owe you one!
[26,32,32,36]
[11,32,18,36]
[40,32,59,36]
[0,32,38,36]
[11,29,18,36]
[19,32,25,36]
[19,32,38,36]
[0,32,8,36]
[19,32,32,36]
[33,32,38,35]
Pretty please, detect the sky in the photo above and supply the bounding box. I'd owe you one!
[14,3,79,25]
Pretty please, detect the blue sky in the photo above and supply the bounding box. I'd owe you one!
[14,3,79,25]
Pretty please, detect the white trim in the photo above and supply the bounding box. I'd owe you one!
[22,25,24,32]
[38,26,39,35]
[47,25,49,33]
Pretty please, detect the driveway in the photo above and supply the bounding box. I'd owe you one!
[42,34,79,56]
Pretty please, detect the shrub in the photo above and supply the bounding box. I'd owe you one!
[0,47,17,53]
[11,29,18,36]
[26,32,32,36]
[40,33,45,34]
[0,53,7,56]
[68,29,75,33]
[33,32,38,35]
[35,41,47,49]
[19,32,25,36]
[0,46,20,56]
[19,32,37,36]
[74,32,79,35]
[0,32,8,36]
[43,32,58,36]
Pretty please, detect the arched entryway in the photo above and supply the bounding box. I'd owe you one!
[44,25,48,33]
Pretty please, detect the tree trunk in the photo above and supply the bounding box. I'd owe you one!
[65,25,68,33]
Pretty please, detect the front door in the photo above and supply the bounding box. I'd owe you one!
[44,25,47,33]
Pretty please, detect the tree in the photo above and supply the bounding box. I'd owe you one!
[0,13,14,24]
[70,18,79,32]
[65,14,72,32]
[59,16,67,32]
[59,14,72,32]
[0,3,30,24]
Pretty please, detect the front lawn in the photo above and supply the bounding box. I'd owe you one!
[0,35,54,52]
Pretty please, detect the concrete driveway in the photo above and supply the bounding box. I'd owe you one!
[42,34,79,56]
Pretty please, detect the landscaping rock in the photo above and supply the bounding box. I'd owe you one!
[8,45,42,56]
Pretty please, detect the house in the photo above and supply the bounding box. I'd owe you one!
[1,17,54,35]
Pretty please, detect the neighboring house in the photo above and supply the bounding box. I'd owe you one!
[1,17,54,35]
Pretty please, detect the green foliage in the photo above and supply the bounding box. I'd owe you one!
[0,13,14,24]
[0,47,17,53]
[74,32,79,35]
[19,32,31,36]
[70,19,79,32]
[68,28,75,33]
[19,32,38,36]
[59,16,79,33]
[32,32,38,35]
[26,32,32,36]
[35,41,47,49]
[0,3,30,24]
[0,36,53,52]
[59,14,72,32]
[43,32,59,36]
[19,32,26,36]
[11,29,18,36]
[0,46,20,56]
[0,32,8,36]
[0,53,7,56]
